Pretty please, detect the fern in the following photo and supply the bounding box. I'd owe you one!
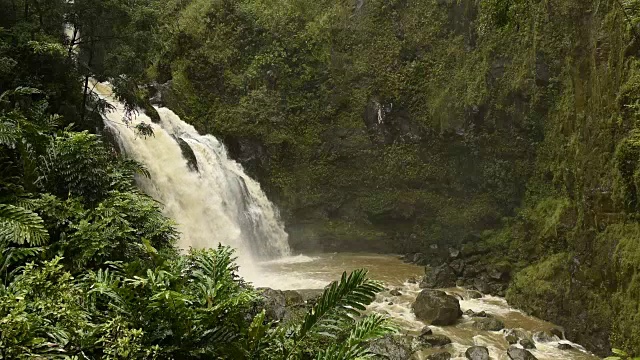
[287,269,384,358]
[0,120,19,148]
[0,203,49,245]
[315,314,395,360]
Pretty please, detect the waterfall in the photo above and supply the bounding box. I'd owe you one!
[97,84,291,265]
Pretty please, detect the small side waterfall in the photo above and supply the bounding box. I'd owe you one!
[98,85,290,264]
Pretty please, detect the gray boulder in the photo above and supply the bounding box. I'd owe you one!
[465,346,490,360]
[257,288,287,321]
[420,334,452,347]
[428,352,452,360]
[507,346,538,360]
[420,326,433,337]
[533,330,560,343]
[450,259,465,275]
[504,328,530,345]
[412,290,462,325]
[420,264,458,288]
[369,335,413,360]
[558,343,574,350]
[472,316,505,331]
[519,339,536,349]
[465,290,483,299]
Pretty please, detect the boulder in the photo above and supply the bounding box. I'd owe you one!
[507,346,538,360]
[257,288,287,321]
[558,343,574,350]
[407,276,419,284]
[420,334,452,347]
[173,136,199,172]
[390,288,403,296]
[472,277,492,294]
[472,317,505,331]
[428,352,453,360]
[449,248,461,258]
[420,265,458,289]
[450,259,465,275]
[504,328,530,345]
[465,346,490,360]
[412,290,462,325]
[519,339,536,349]
[413,253,426,264]
[420,326,433,337]
[550,328,564,339]
[283,290,304,306]
[465,290,483,299]
[533,330,560,343]
[465,310,488,317]
[369,335,413,360]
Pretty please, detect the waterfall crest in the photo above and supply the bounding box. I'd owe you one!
[99,85,291,263]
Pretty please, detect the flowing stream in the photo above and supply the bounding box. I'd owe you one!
[259,254,599,360]
[97,88,598,359]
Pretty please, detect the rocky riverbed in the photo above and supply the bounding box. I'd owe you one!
[252,253,598,360]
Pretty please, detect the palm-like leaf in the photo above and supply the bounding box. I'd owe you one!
[315,314,395,360]
[287,269,384,358]
[0,120,19,147]
[0,203,49,245]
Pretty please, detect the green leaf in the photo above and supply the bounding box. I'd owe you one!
[0,204,49,245]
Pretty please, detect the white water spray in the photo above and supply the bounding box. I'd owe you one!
[97,85,290,272]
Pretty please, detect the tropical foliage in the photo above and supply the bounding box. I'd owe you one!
[0,0,392,359]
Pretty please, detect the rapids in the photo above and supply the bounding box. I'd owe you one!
[259,253,598,360]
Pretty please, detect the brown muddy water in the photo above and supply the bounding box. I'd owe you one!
[252,253,599,360]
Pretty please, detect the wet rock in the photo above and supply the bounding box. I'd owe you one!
[413,253,426,264]
[388,302,394,305]
[369,335,413,360]
[407,276,419,284]
[557,343,574,350]
[412,290,462,325]
[472,316,505,331]
[283,290,304,306]
[428,352,452,360]
[550,328,564,339]
[420,264,458,288]
[519,339,536,349]
[390,288,402,296]
[420,334,452,347]
[257,288,287,321]
[450,259,465,275]
[472,277,492,294]
[504,328,529,345]
[465,290,483,299]
[173,136,199,172]
[465,346,490,360]
[507,346,538,360]
[533,330,560,343]
[420,326,433,337]
[465,310,488,317]
[296,289,323,304]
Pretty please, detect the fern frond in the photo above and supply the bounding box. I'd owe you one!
[292,270,384,349]
[0,120,19,147]
[0,204,49,245]
[314,314,394,360]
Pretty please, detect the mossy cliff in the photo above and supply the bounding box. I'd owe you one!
[150,0,640,356]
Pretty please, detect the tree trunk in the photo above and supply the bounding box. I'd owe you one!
[81,38,95,123]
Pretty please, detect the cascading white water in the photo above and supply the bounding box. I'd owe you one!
[97,84,290,269]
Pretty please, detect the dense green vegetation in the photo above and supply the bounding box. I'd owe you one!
[0,1,393,358]
[150,0,640,356]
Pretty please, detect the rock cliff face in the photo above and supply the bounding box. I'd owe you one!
[155,0,640,356]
